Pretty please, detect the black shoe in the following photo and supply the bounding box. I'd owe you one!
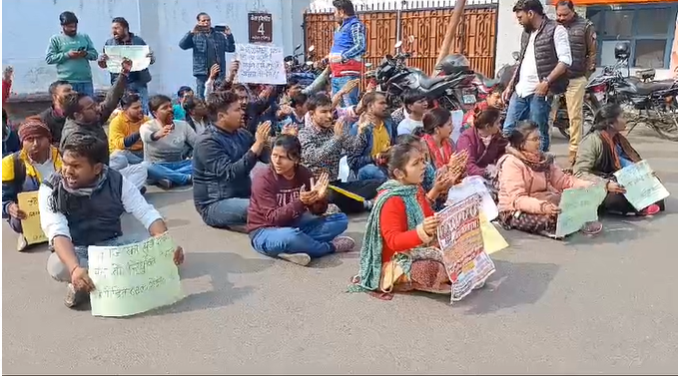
[157,179,173,190]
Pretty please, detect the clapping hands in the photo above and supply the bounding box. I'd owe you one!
[300,173,330,205]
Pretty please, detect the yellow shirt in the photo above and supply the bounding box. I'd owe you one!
[108,113,150,153]
[2,147,62,184]
[371,122,391,157]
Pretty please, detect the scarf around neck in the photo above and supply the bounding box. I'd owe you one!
[348,180,426,293]
[506,146,553,173]
[423,134,454,169]
[49,166,110,215]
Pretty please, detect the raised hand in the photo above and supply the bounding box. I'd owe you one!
[312,173,330,198]
[255,121,272,145]
[121,58,133,74]
[300,184,319,205]
[209,64,220,79]
[333,118,345,139]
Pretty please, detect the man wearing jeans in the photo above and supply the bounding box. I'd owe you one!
[556,0,597,164]
[45,12,98,97]
[502,0,571,152]
[99,17,155,114]
[329,0,366,107]
[193,91,270,232]
[140,95,197,189]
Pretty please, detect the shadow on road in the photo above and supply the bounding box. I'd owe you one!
[138,252,274,317]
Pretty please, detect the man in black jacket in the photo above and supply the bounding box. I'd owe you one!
[503,0,572,152]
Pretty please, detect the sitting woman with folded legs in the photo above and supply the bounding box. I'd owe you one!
[350,142,454,296]
[573,103,665,216]
[497,121,617,238]
[247,135,355,267]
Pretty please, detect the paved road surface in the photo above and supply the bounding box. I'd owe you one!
[3,130,678,374]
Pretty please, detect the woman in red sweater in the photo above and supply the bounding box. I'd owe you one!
[350,142,455,296]
[421,108,455,170]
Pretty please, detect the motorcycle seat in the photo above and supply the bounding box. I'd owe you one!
[475,73,498,88]
[629,80,675,95]
[418,75,449,89]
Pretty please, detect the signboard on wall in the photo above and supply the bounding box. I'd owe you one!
[551,0,670,4]
[248,12,273,43]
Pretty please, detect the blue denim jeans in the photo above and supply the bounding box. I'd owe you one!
[128,82,150,114]
[147,160,192,186]
[195,75,208,100]
[357,164,388,182]
[251,213,349,259]
[201,197,250,229]
[503,93,551,152]
[331,75,360,107]
[70,81,94,97]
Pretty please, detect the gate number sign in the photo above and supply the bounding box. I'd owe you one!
[248,12,273,43]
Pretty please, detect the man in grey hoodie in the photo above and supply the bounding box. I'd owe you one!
[60,58,148,190]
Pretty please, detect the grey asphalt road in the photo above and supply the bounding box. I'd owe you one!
[3,129,678,375]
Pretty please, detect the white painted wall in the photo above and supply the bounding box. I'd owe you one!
[2,0,309,96]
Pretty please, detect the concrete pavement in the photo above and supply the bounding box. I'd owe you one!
[3,129,678,374]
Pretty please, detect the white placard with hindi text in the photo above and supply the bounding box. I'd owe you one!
[225,43,286,85]
[103,45,151,73]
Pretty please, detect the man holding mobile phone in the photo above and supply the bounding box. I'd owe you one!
[45,11,98,97]
[179,12,235,99]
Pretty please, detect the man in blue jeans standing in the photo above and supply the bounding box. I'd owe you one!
[98,17,155,114]
[329,0,366,107]
[502,0,571,152]
[179,12,235,99]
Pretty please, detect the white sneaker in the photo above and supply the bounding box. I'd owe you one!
[279,253,311,266]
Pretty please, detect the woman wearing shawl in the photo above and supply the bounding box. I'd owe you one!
[573,103,664,216]
[497,121,617,238]
[349,142,458,296]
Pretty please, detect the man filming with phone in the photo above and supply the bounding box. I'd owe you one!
[179,12,236,99]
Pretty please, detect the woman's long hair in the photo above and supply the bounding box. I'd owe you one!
[592,103,623,132]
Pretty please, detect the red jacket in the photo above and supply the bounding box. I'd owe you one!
[379,187,434,263]
[2,79,11,105]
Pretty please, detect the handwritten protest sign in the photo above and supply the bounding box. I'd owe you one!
[87,233,183,317]
[103,45,151,73]
[17,192,47,245]
[556,184,607,238]
[614,160,669,211]
[446,176,499,221]
[437,195,495,303]
[225,44,286,85]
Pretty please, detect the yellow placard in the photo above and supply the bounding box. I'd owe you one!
[328,185,365,202]
[17,191,48,245]
[479,213,509,255]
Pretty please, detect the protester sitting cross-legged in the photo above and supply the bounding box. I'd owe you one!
[172,86,193,121]
[397,89,428,136]
[456,107,508,200]
[2,118,62,251]
[348,91,397,183]
[420,108,456,171]
[140,95,197,189]
[108,92,149,170]
[299,93,381,214]
[461,84,504,132]
[183,96,209,135]
[573,103,665,216]
[497,120,618,238]
[39,132,184,309]
[59,59,148,191]
[349,142,458,296]
[193,91,271,232]
[248,135,355,266]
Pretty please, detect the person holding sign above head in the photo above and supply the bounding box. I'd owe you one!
[39,132,184,309]
[573,103,665,216]
[497,121,618,238]
[193,91,270,232]
[98,17,155,114]
[248,135,355,266]
[349,142,456,296]
[179,12,235,99]
[2,118,61,251]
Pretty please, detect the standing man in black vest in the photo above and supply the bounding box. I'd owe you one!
[556,0,597,164]
[503,0,571,152]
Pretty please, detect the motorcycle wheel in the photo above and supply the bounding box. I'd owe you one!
[558,101,596,140]
[653,112,678,141]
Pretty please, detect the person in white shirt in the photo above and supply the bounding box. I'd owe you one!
[39,132,184,309]
[397,89,428,135]
[502,0,572,152]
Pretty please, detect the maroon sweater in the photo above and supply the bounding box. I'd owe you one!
[456,127,508,177]
[247,165,328,233]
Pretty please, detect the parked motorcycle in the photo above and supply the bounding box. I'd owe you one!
[586,43,678,141]
[285,44,318,87]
